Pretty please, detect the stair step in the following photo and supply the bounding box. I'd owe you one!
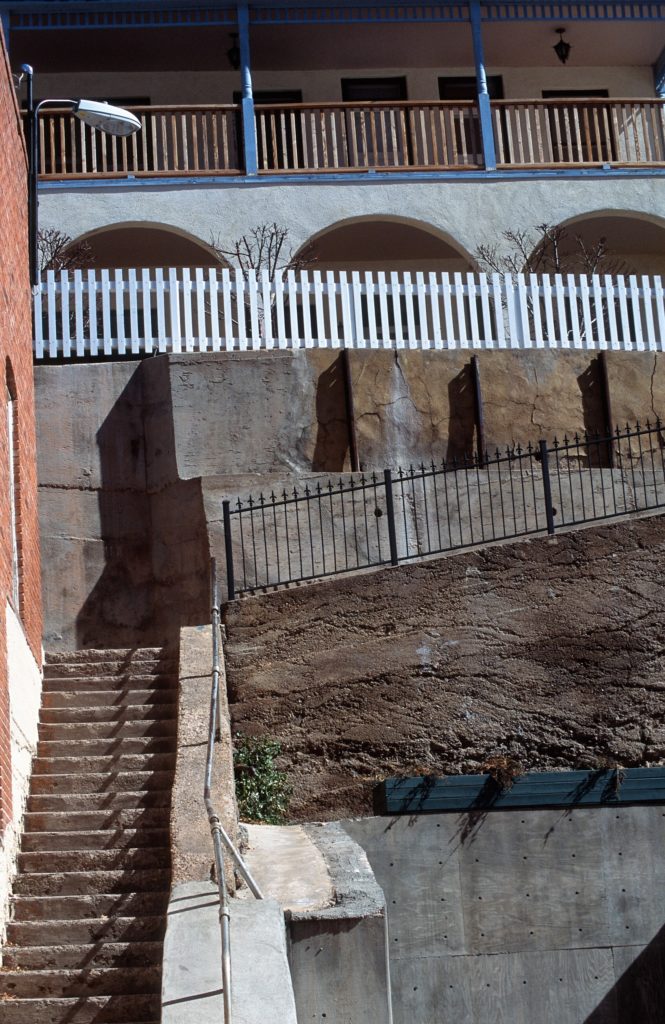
[42,690,177,709]
[38,737,175,758]
[18,848,170,873]
[23,808,169,832]
[32,754,176,775]
[0,966,161,998]
[42,673,176,692]
[11,892,169,922]
[7,916,166,946]
[27,790,171,813]
[2,940,164,970]
[30,771,174,795]
[21,828,170,852]
[40,705,177,724]
[39,720,176,740]
[13,869,171,897]
[0,993,161,1024]
[44,660,174,680]
[45,647,170,663]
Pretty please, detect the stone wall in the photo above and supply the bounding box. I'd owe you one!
[224,512,665,821]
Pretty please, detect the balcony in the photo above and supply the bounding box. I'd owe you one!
[34,267,665,359]
[33,97,665,179]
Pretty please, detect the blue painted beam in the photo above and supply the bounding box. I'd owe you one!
[380,767,665,814]
[470,0,496,172]
[36,166,665,191]
[7,0,665,30]
[0,8,10,47]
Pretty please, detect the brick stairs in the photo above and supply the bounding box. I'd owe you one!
[0,646,178,1024]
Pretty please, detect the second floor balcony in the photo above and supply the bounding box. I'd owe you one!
[34,95,665,179]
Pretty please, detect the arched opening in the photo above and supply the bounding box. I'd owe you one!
[67,223,222,270]
[301,217,474,275]
[530,213,665,277]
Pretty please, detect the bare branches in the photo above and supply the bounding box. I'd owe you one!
[209,222,315,282]
[38,228,94,274]
[474,223,633,278]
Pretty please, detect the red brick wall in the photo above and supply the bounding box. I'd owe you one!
[0,28,42,829]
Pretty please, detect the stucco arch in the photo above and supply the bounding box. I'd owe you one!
[69,221,225,269]
[297,215,475,274]
[532,210,665,276]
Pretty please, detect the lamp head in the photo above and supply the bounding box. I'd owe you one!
[553,28,571,65]
[73,99,141,136]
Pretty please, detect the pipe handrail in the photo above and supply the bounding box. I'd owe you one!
[205,557,264,1023]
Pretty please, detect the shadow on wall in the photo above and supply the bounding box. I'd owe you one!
[447,363,476,462]
[578,357,611,467]
[312,354,351,473]
[75,357,210,648]
[583,924,665,1024]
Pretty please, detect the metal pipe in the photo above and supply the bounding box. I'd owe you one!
[204,558,266,1020]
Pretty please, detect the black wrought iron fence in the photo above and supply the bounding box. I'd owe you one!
[222,419,665,599]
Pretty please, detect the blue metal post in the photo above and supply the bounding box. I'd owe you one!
[469,0,496,172]
[654,46,665,97]
[237,0,257,175]
[0,10,10,51]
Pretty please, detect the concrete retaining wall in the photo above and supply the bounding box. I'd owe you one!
[343,806,665,1023]
[35,349,665,647]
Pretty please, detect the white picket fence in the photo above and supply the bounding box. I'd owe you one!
[33,267,665,359]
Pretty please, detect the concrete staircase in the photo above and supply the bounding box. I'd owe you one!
[0,646,177,1024]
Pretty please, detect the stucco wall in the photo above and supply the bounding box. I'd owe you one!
[224,511,665,821]
[38,176,665,278]
[0,603,41,943]
[34,63,654,107]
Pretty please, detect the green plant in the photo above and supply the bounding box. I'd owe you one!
[233,735,291,824]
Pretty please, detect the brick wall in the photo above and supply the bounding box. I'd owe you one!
[0,28,42,829]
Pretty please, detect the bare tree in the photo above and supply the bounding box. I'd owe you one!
[474,223,632,278]
[209,222,316,337]
[38,228,95,275]
[210,222,314,281]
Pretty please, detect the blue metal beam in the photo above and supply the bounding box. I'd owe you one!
[6,0,665,30]
[238,0,257,176]
[37,166,665,191]
[470,0,496,172]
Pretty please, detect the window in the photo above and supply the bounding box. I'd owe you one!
[6,377,19,611]
[438,76,504,100]
[341,77,408,102]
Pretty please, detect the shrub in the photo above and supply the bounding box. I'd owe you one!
[233,735,291,824]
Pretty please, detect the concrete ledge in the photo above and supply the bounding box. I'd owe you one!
[162,882,297,1024]
[287,823,393,1024]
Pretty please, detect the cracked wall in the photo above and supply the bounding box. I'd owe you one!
[224,512,665,822]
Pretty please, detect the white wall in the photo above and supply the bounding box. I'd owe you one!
[38,176,665,274]
[0,603,42,945]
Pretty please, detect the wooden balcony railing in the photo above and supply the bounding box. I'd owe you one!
[34,104,241,178]
[493,98,665,168]
[32,98,665,178]
[254,100,482,172]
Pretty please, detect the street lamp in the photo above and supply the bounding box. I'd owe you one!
[20,65,142,286]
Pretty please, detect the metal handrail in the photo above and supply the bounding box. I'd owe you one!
[205,557,264,1023]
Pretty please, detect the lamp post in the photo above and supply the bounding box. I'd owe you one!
[20,65,141,286]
